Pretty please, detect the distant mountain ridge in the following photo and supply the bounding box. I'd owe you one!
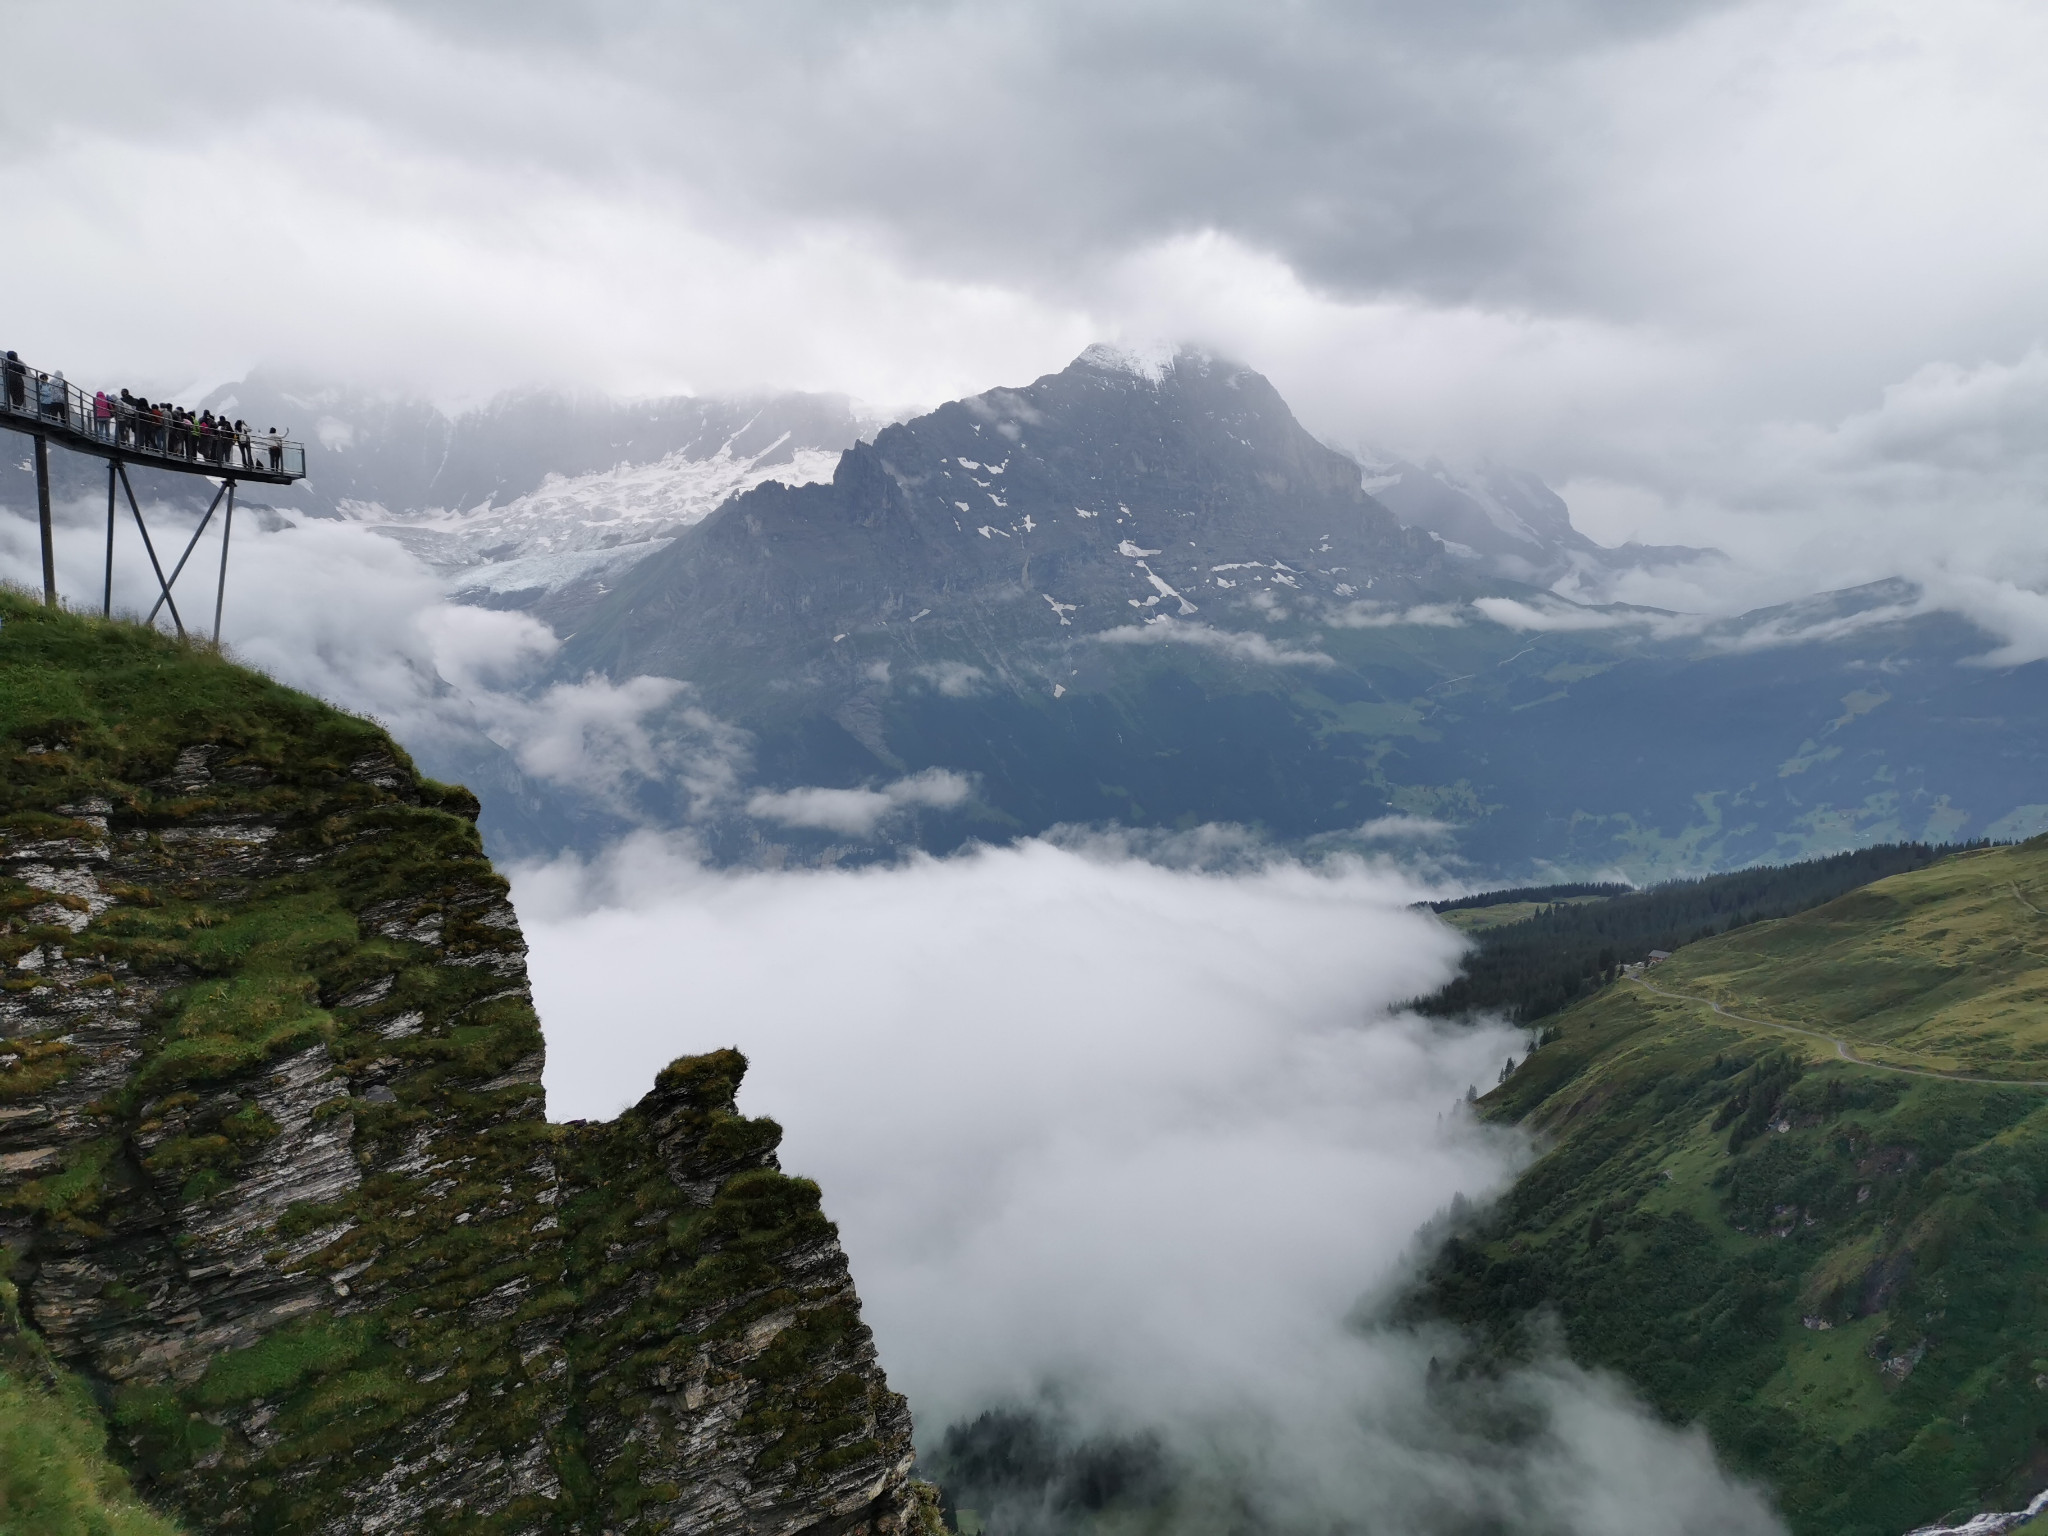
[197,374,869,522]
[560,344,1460,681]
[1358,450,1713,586]
[191,375,871,630]
[10,346,2041,878]
[541,346,2048,877]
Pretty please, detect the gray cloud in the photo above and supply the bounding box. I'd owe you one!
[367,0,1736,304]
[5,2,2042,436]
[1093,616,1338,665]
[0,489,743,838]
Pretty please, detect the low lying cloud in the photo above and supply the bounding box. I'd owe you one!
[1326,600,1468,629]
[1555,345,2048,666]
[0,491,740,830]
[1701,589,1928,658]
[913,660,988,697]
[745,767,974,836]
[1469,596,1652,634]
[1094,616,1336,666]
[1351,814,1457,842]
[517,835,1784,1535]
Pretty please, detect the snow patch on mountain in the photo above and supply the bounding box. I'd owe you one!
[1081,340,1183,385]
[354,437,844,593]
[1094,618,1335,667]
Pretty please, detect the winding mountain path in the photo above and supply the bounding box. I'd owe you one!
[1623,975,2048,1090]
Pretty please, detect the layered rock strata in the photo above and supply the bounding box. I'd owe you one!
[0,594,921,1534]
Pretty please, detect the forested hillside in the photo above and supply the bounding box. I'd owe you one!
[1417,843,1968,1022]
[1412,839,2048,1535]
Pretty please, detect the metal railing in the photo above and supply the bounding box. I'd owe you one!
[0,353,305,480]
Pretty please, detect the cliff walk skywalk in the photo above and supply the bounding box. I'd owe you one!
[1,347,306,638]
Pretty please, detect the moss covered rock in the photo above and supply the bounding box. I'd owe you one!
[0,592,919,1535]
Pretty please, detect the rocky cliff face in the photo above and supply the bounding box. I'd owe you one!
[0,592,923,1534]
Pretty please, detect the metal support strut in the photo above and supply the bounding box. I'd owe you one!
[116,463,184,639]
[33,434,54,606]
[144,480,229,629]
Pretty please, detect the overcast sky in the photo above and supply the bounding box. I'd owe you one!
[4,0,2046,588]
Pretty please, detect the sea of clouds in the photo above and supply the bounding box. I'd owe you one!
[515,832,1785,1536]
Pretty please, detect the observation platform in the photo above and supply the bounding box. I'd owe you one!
[2,350,307,636]
[1,357,305,484]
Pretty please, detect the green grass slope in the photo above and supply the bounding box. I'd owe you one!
[1416,839,2048,1535]
[0,1280,185,1536]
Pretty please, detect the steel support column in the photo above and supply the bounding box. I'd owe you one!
[212,481,235,645]
[104,460,117,617]
[33,433,54,606]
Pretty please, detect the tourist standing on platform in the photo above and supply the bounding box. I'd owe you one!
[235,420,253,470]
[2,352,23,411]
[94,390,112,441]
[267,429,284,473]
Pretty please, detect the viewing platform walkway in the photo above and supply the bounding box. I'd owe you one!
[2,349,307,637]
[1,354,305,484]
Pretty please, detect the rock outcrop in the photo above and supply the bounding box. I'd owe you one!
[0,592,923,1534]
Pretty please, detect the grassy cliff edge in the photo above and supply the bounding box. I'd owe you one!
[0,591,923,1535]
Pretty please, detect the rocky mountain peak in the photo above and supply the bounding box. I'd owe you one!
[1074,339,1188,384]
[562,346,1450,689]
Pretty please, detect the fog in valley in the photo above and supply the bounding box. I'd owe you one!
[516,835,1782,1535]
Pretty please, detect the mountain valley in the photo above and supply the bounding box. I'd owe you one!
[543,348,2047,878]
[1419,844,2048,1534]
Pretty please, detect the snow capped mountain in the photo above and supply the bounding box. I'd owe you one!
[1077,338,1183,384]
[532,344,2048,875]
[194,373,873,621]
[560,342,1451,690]
[358,432,847,619]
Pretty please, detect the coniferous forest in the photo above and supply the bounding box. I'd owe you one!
[1416,843,1974,1024]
